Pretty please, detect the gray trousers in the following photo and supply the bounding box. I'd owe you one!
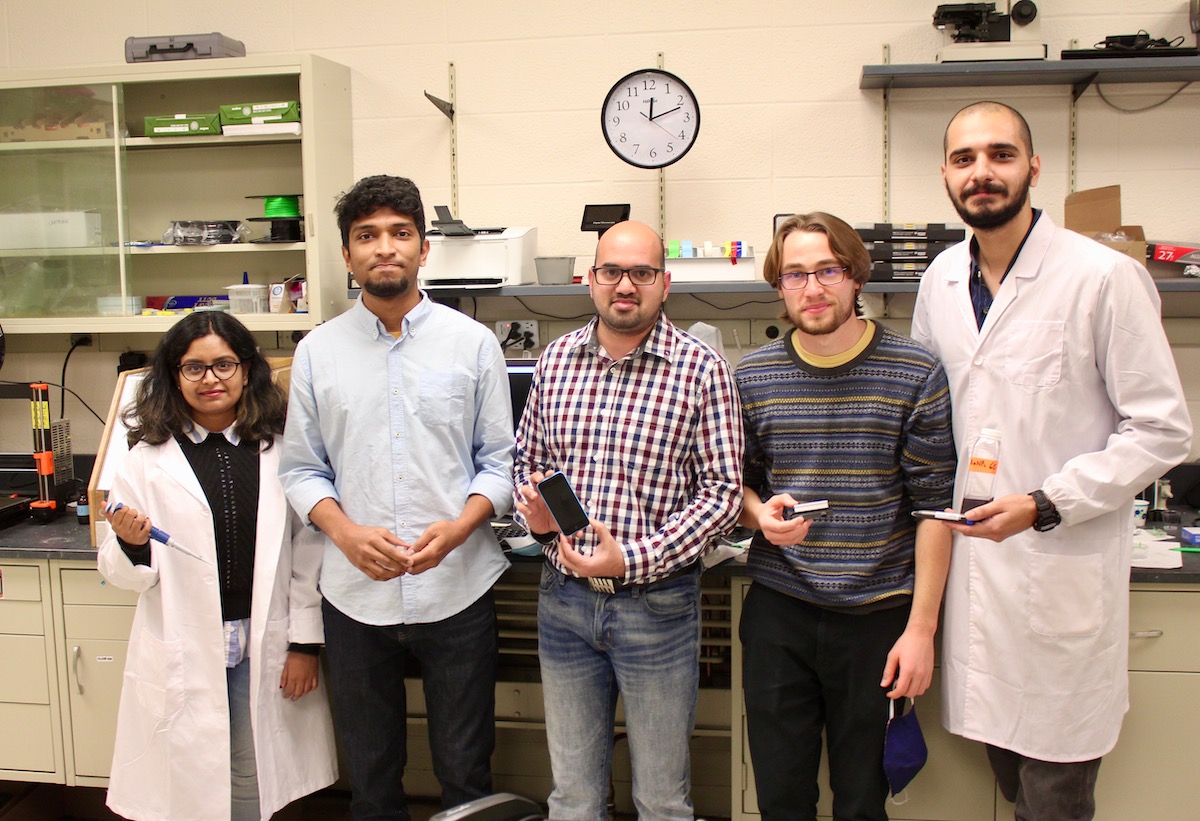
[987,744,1102,821]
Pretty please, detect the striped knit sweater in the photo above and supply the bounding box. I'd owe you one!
[735,323,955,609]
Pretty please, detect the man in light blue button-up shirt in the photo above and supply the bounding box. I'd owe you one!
[280,175,514,818]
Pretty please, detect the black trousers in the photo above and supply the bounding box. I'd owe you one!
[740,582,911,821]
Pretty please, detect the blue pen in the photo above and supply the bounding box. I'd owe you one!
[105,503,210,563]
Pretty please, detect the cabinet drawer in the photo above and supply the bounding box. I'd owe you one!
[0,599,43,634]
[0,702,56,773]
[63,605,135,641]
[0,564,42,601]
[1128,591,1200,673]
[60,569,139,606]
[0,634,50,703]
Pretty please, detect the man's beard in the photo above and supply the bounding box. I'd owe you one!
[362,275,412,299]
[947,168,1034,230]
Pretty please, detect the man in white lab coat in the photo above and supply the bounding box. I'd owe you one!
[912,101,1192,820]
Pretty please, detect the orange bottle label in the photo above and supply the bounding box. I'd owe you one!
[969,457,998,474]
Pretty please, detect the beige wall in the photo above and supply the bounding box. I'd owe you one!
[1,0,1198,458]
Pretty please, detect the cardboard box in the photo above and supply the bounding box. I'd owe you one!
[1181,526,1200,545]
[1063,185,1147,262]
[219,101,300,126]
[0,211,102,249]
[143,113,221,136]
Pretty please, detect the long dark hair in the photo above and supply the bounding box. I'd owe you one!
[124,311,286,448]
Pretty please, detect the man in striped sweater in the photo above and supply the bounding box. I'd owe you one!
[735,212,956,821]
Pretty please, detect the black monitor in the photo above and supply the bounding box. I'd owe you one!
[505,359,537,432]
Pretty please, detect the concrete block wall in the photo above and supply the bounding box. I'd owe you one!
[0,0,1197,457]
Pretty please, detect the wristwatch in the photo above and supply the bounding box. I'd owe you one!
[531,530,560,546]
[1029,490,1061,532]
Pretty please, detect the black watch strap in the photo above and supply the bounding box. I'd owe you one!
[1029,489,1061,532]
[531,530,560,545]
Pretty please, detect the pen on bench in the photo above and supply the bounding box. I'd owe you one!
[105,503,210,563]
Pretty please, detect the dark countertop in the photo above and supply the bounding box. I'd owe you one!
[2,514,1198,585]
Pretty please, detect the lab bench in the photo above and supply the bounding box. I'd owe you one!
[1,517,1198,820]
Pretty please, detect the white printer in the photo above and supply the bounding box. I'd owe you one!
[419,226,538,288]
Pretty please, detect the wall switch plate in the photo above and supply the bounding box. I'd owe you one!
[496,320,539,351]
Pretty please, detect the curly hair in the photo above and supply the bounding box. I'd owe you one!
[336,175,426,246]
[124,311,286,449]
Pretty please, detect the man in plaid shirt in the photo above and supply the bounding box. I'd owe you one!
[514,220,744,820]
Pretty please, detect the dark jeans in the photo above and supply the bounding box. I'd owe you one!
[322,591,498,821]
[987,745,1102,821]
[740,582,911,821]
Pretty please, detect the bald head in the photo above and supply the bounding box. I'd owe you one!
[944,101,1034,159]
[594,220,665,269]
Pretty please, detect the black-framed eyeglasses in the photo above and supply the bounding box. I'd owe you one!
[178,360,242,382]
[590,266,665,286]
[778,266,849,290]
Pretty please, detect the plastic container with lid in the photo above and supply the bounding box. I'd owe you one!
[225,283,268,314]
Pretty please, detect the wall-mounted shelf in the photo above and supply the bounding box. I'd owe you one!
[861,56,1200,100]
[360,281,923,301]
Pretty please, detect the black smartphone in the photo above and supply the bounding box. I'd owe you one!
[912,509,974,524]
[782,500,830,521]
[537,471,591,536]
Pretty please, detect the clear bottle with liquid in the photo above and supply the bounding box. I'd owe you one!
[961,428,1001,514]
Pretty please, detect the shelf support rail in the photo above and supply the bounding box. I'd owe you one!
[881,44,891,222]
[423,62,459,215]
[658,51,667,238]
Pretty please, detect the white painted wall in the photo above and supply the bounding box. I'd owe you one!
[1,0,1198,457]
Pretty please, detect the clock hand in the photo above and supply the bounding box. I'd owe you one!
[648,96,655,122]
[650,105,681,121]
[639,112,681,139]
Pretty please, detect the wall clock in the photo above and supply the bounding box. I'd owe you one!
[601,68,700,169]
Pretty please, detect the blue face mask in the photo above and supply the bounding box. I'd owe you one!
[883,697,928,798]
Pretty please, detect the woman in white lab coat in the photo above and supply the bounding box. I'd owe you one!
[98,311,336,821]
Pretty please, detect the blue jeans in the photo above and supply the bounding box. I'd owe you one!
[537,563,701,821]
[322,592,498,821]
[227,658,261,821]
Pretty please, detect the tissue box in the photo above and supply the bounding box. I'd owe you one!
[1064,185,1147,263]
[1181,527,1200,545]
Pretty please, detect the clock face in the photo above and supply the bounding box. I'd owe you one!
[601,68,700,169]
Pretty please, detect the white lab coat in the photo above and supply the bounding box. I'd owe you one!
[98,435,337,821]
[912,214,1192,761]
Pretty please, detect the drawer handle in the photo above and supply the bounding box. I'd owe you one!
[1130,630,1164,639]
[72,645,84,695]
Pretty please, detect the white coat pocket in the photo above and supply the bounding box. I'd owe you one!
[1028,552,1103,637]
[130,632,185,720]
[1005,320,1064,388]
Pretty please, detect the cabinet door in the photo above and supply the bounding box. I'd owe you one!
[63,637,127,779]
[1092,671,1199,821]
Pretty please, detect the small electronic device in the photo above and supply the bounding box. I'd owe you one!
[782,500,830,521]
[912,509,975,524]
[537,471,590,536]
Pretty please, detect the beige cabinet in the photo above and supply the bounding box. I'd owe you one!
[0,561,65,782]
[0,54,352,335]
[731,577,1200,821]
[53,565,137,785]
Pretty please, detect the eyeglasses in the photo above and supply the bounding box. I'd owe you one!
[778,266,849,290]
[590,266,665,287]
[178,360,242,382]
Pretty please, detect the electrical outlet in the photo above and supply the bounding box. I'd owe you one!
[495,320,539,352]
[750,319,788,346]
[70,333,93,347]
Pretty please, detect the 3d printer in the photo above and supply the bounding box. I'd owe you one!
[934,2,1046,62]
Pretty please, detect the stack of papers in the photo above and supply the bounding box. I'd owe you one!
[1131,528,1183,569]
